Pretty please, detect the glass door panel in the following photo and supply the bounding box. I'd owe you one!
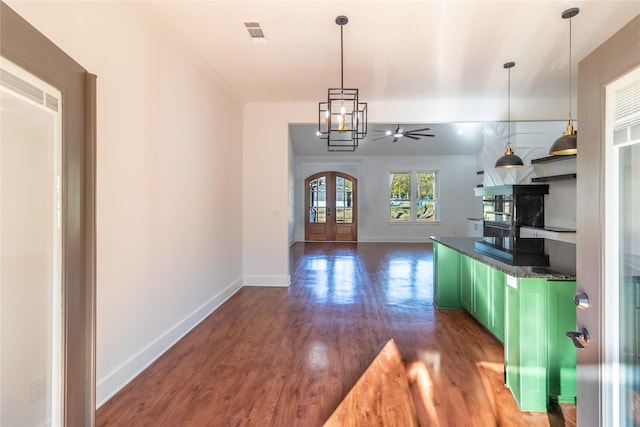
[605,65,640,426]
[619,142,640,425]
[1,58,63,427]
[308,176,326,223]
[335,176,353,224]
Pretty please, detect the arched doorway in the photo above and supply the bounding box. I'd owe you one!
[305,171,357,241]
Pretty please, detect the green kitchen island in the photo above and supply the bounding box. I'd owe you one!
[430,236,577,412]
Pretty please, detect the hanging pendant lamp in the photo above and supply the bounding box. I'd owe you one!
[318,15,367,152]
[495,62,524,169]
[549,7,579,155]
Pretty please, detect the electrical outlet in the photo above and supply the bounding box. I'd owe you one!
[31,376,45,402]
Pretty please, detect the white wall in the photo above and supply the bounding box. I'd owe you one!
[294,155,478,242]
[243,103,315,286]
[6,1,245,406]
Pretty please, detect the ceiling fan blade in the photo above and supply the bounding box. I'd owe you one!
[404,135,420,140]
[406,127,431,133]
[372,135,388,141]
[392,137,398,143]
[408,133,435,137]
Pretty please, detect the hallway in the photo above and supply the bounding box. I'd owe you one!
[97,242,574,426]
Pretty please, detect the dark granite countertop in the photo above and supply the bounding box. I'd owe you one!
[430,236,576,280]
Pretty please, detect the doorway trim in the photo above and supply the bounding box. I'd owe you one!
[1,3,97,426]
[576,13,640,426]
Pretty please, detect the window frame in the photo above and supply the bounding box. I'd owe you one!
[388,170,440,223]
[389,171,412,222]
[415,170,439,222]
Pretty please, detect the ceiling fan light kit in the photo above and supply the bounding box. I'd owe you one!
[318,15,367,152]
[549,7,579,156]
[495,61,524,169]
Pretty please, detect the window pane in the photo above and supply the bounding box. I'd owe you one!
[417,171,438,221]
[335,176,353,224]
[390,172,411,221]
[309,176,326,223]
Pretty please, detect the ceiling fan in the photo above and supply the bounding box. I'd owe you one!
[372,124,435,143]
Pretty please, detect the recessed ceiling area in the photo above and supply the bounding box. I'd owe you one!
[290,122,485,157]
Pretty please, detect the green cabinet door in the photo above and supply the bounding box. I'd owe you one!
[547,280,577,403]
[489,269,505,343]
[460,254,473,311]
[473,260,490,326]
[505,279,521,403]
[433,243,461,309]
[505,277,549,412]
[504,276,577,411]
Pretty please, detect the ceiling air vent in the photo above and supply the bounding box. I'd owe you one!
[244,22,266,41]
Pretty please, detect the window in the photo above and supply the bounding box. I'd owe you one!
[389,172,411,221]
[416,171,438,221]
[389,171,439,222]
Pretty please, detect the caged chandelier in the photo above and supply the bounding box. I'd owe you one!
[318,15,367,152]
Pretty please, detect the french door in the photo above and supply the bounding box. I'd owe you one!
[577,15,639,426]
[305,172,357,241]
[603,65,640,426]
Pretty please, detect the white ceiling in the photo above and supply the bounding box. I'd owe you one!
[146,1,639,156]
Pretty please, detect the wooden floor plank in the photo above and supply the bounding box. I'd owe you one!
[96,242,576,426]
[324,339,419,427]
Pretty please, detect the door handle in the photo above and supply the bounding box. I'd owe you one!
[566,327,590,349]
[573,292,590,310]
[327,207,330,215]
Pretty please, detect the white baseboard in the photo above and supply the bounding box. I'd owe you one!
[243,274,290,287]
[96,278,243,408]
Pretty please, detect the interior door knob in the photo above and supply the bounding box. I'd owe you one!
[573,292,590,309]
[566,327,590,349]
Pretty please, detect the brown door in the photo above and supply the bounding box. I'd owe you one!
[305,172,357,241]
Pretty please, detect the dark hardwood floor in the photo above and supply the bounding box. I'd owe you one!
[96,242,576,426]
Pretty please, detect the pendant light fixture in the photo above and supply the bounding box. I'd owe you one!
[318,15,367,152]
[549,7,579,155]
[495,62,524,169]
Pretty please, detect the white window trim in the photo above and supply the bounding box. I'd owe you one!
[388,170,440,223]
